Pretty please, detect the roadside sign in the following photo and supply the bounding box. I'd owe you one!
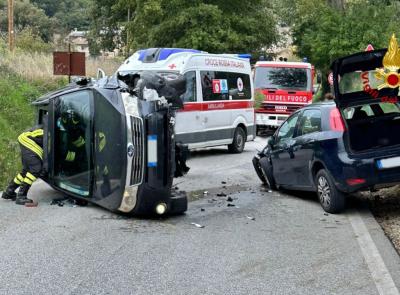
[53,52,86,76]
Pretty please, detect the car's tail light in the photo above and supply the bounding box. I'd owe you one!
[329,108,346,131]
[346,178,366,186]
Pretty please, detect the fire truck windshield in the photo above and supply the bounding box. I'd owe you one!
[254,67,311,92]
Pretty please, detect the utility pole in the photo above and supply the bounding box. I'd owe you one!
[126,8,130,58]
[8,0,15,51]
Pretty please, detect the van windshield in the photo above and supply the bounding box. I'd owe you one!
[254,67,311,91]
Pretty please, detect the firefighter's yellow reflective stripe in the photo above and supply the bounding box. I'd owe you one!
[72,117,79,125]
[17,174,24,182]
[30,129,44,137]
[23,177,33,185]
[99,132,106,152]
[26,172,37,182]
[65,151,76,162]
[72,136,85,148]
[14,177,22,185]
[18,133,43,159]
[18,136,43,159]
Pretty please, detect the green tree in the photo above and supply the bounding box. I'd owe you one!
[0,0,54,41]
[290,0,400,95]
[127,0,277,53]
[89,0,278,55]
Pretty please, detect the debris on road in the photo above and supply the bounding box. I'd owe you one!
[203,191,208,196]
[246,216,256,221]
[201,208,205,212]
[191,222,205,228]
[25,202,38,207]
[226,196,233,202]
[217,192,227,197]
[227,203,236,207]
[221,181,227,184]
[50,196,88,207]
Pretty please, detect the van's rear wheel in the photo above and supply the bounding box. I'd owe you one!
[228,127,246,153]
[316,169,345,214]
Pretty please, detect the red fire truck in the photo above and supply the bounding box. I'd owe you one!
[253,61,315,133]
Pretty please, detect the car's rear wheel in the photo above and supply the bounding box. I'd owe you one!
[228,126,246,153]
[315,169,345,214]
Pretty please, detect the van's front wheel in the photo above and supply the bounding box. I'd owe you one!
[228,127,246,153]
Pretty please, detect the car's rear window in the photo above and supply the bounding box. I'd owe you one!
[343,102,400,120]
[338,70,382,94]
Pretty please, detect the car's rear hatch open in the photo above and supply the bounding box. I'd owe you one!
[331,48,400,153]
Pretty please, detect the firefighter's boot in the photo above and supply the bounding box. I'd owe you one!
[15,184,33,205]
[1,181,19,200]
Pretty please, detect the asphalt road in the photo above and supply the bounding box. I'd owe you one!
[1,138,400,295]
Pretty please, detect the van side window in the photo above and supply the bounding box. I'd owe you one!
[200,71,229,101]
[181,71,197,103]
[227,73,252,100]
[298,109,321,136]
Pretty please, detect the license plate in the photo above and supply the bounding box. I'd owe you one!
[377,156,400,169]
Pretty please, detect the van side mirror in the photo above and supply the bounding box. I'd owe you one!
[97,68,106,80]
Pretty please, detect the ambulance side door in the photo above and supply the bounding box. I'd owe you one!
[200,70,232,143]
[175,70,205,145]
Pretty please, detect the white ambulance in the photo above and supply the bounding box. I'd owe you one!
[117,48,255,153]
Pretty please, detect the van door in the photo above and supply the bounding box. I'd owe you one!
[199,70,232,143]
[175,71,205,145]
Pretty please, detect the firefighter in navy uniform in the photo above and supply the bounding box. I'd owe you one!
[57,108,86,176]
[1,126,44,205]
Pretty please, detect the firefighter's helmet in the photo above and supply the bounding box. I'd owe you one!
[61,109,80,130]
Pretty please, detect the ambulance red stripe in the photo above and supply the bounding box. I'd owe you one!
[180,101,254,112]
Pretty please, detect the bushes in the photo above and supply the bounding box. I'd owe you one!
[0,62,65,189]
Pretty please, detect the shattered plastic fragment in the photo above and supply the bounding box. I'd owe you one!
[203,191,208,195]
[191,222,205,228]
[25,202,38,207]
[217,192,227,197]
[201,208,205,212]
[227,203,235,207]
[226,196,233,202]
[221,181,227,184]
[246,216,256,221]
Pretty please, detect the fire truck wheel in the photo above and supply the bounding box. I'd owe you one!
[228,127,246,153]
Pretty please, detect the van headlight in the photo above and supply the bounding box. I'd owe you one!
[118,186,138,213]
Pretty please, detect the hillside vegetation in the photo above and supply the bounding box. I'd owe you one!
[0,65,52,189]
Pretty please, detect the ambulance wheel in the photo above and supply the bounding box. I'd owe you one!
[228,127,246,153]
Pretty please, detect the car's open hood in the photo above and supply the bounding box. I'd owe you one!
[331,49,400,108]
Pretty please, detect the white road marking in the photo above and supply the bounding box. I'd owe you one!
[348,211,400,295]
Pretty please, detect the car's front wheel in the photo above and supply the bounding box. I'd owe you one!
[253,156,276,190]
[315,169,345,214]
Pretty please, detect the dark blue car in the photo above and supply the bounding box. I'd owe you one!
[253,49,400,213]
